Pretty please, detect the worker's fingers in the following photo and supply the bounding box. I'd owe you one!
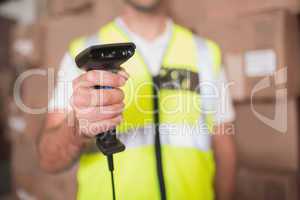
[72,69,128,137]
[118,68,130,80]
[71,87,125,108]
[78,115,123,138]
[75,103,125,122]
[72,70,128,89]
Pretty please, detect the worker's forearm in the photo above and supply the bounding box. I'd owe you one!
[215,151,236,200]
[38,114,88,173]
[213,124,236,200]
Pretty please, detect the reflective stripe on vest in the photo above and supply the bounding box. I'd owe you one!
[69,21,221,200]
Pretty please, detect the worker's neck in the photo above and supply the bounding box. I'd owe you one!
[120,5,168,41]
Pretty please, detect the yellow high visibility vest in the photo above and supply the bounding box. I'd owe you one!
[69,20,222,200]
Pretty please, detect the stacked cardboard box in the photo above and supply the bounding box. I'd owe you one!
[233,100,300,199]
[0,16,14,68]
[234,100,300,171]
[40,0,122,18]
[169,1,300,199]
[7,70,78,199]
[46,0,94,17]
[238,0,300,14]
[0,16,16,196]
[195,10,300,101]
[10,127,77,200]
[169,0,300,28]
[177,2,300,200]
[0,70,15,161]
[11,23,45,69]
[8,0,300,199]
[8,0,122,198]
[236,167,299,200]
[43,0,122,68]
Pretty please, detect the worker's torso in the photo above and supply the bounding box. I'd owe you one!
[69,20,221,200]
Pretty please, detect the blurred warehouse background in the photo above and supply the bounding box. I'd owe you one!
[0,0,300,199]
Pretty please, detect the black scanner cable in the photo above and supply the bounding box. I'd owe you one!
[107,154,116,200]
[95,87,119,200]
[153,76,167,200]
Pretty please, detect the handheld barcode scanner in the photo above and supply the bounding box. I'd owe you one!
[75,42,136,200]
[75,43,136,155]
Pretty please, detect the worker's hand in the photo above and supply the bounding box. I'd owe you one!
[71,69,129,138]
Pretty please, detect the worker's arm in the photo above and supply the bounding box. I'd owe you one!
[212,123,236,200]
[37,111,87,173]
[38,70,128,173]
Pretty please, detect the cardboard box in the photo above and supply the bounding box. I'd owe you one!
[0,69,16,164]
[8,75,77,199]
[238,0,300,14]
[0,70,16,159]
[11,23,45,68]
[6,99,26,142]
[9,78,77,199]
[168,0,300,27]
[0,17,15,68]
[93,0,122,21]
[19,69,50,139]
[14,15,100,137]
[9,4,122,199]
[168,0,238,29]
[11,134,77,200]
[42,12,98,69]
[47,0,94,16]
[43,6,121,70]
[0,69,15,99]
[234,99,300,171]
[236,167,299,200]
[196,10,300,101]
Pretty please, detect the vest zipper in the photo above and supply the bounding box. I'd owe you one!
[152,76,167,200]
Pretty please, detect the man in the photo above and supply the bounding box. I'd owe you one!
[38,0,236,199]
